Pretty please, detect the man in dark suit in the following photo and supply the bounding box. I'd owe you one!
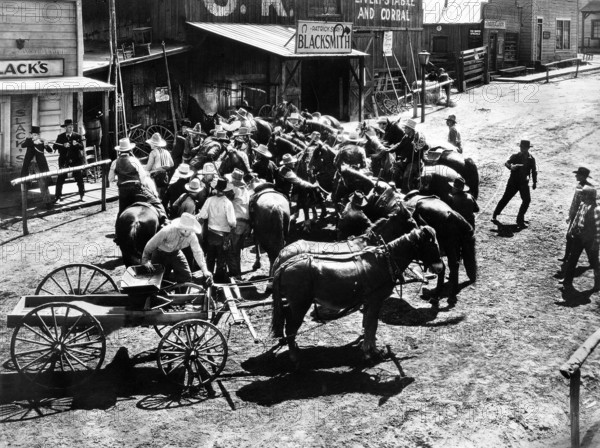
[53,119,85,202]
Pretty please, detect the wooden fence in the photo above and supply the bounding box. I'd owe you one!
[559,328,600,447]
[456,46,489,92]
[544,57,582,83]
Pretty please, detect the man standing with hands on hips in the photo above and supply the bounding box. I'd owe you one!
[492,139,537,228]
[53,119,85,202]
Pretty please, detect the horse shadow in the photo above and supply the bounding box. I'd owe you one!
[94,257,124,271]
[380,296,466,327]
[490,221,524,238]
[238,344,414,406]
[0,348,216,423]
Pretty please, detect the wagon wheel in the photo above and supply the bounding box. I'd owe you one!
[128,125,150,162]
[146,124,175,149]
[11,303,106,388]
[35,264,119,296]
[157,319,227,387]
[375,92,401,116]
[153,283,215,338]
[257,104,273,119]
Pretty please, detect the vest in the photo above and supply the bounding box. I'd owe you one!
[115,155,141,186]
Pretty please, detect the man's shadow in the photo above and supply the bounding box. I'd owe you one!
[490,221,525,238]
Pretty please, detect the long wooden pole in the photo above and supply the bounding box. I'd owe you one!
[21,184,29,236]
[109,0,118,141]
[571,370,580,448]
[163,41,179,136]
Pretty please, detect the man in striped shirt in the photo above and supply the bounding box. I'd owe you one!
[561,186,600,292]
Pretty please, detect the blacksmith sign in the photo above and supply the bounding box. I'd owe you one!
[296,21,353,54]
[353,0,421,30]
[484,19,507,29]
[0,60,64,78]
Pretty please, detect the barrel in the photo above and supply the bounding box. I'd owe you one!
[84,119,103,148]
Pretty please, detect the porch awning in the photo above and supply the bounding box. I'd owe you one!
[186,22,368,58]
[0,76,114,95]
[582,1,600,12]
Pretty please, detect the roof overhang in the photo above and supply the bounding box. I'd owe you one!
[581,1,600,12]
[186,22,368,59]
[0,76,114,95]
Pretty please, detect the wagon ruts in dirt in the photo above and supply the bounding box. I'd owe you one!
[6,263,268,391]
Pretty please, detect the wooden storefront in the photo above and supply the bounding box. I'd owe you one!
[0,0,113,191]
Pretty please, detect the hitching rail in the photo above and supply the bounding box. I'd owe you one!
[545,58,582,83]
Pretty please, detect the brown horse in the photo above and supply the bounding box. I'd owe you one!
[271,226,444,366]
[115,203,160,266]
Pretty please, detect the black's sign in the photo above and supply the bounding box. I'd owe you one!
[0,59,64,78]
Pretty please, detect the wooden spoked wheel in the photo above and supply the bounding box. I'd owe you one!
[10,303,106,388]
[157,319,227,387]
[257,104,273,119]
[153,283,215,338]
[129,125,150,163]
[145,125,175,149]
[35,264,119,296]
[375,91,401,115]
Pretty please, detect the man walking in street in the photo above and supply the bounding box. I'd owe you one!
[492,139,537,228]
[53,119,85,202]
[560,186,600,292]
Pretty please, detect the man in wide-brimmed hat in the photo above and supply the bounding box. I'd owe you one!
[144,132,174,198]
[449,177,479,228]
[334,131,367,171]
[162,163,194,212]
[234,107,256,133]
[251,144,277,184]
[184,123,207,163]
[492,139,538,228]
[171,177,203,217]
[560,186,600,292]
[172,118,193,167]
[556,167,594,273]
[387,118,428,193]
[224,168,251,279]
[109,137,168,226]
[20,125,54,208]
[337,190,371,240]
[141,212,212,285]
[53,119,85,202]
[446,114,462,153]
[197,178,237,281]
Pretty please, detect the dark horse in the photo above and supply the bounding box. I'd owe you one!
[272,206,418,275]
[115,203,160,266]
[294,144,328,230]
[309,142,337,193]
[424,149,480,199]
[271,227,444,365]
[250,186,291,274]
[189,139,224,172]
[332,164,375,212]
[218,147,251,177]
[403,193,477,305]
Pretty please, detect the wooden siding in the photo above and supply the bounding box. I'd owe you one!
[0,0,78,76]
[582,13,600,49]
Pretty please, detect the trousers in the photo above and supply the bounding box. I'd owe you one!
[493,180,531,222]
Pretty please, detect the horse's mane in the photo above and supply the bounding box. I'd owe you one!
[386,228,418,253]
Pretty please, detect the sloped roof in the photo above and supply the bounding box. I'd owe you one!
[423,0,485,24]
[581,1,600,12]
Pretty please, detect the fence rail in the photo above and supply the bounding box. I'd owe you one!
[544,58,582,83]
[11,159,112,236]
[456,45,489,92]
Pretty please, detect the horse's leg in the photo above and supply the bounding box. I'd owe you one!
[284,293,313,369]
[446,249,460,306]
[361,290,388,362]
[252,233,261,271]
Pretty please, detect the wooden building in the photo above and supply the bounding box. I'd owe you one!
[422,0,485,74]
[483,0,578,68]
[0,0,113,191]
[581,1,600,53]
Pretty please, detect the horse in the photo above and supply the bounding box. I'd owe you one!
[333,143,368,171]
[363,133,395,182]
[115,203,160,267]
[403,193,477,305]
[218,147,251,177]
[271,226,444,366]
[268,135,305,161]
[272,206,418,275]
[189,139,224,172]
[293,144,328,230]
[419,164,462,205]
[309,142,337,193]
[253,117,273,145]
[363,181,406,222]
[332,164,376,213]
[423,149,480,199]
[187,97,220,135]
[299,119,339,146]
[250,186,291,275]
[382,118,405,144]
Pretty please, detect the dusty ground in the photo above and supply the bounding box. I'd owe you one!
[1,72,600,448]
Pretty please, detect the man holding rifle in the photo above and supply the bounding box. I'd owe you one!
[53,119,85,203]
[492,139,538,228]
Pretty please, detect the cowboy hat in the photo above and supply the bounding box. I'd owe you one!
[446,114,457,123]
[31,126,41,134]
[213,130,230,141]
[215,178,229,192]
[60,119,75,128]
[115,137,136,152]
[573,167,591,178]
[253,144,273,159]
[146,132,167,147]
[185,178,203,193]
[235,108,249,119]
[180,118,192,128]
[201,163,217,176]
[518,139,532,148]
[288,112,301,121]
[280,153,297,165]
[210,124,224,135]
[449,176,469,192]
[172,163,194,180]
[174,212,202,234]
[282,169,297,180]
[233,127,251,137]
[350,191,368,208]
[404,119,418,131]
[188,123,207,137]
[342,131,361,144]
[230,168,246,186]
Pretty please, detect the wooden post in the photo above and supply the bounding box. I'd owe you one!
[102,91,110,160]
[101,165,107,211]
[420,65,426,123]
[546,67,550,83]
[21,184,29,236]
[359,57,364,122]
[446,80,452,108]
[571,369,581,448]
[575,59,580,78]
[483,47,490,84]
[163,41,178,136]
[413,89,418,118]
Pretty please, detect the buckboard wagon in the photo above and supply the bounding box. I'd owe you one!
[6,263,270,389]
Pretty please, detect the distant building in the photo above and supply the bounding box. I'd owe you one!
[581,1,600,53]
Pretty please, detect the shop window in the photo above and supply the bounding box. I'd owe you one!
[556,20,571,50]
[308,0,340,16]
[504,33,518,61]
[592,20,600,39]
[432,36,449,53]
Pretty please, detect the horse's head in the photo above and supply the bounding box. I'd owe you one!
[219,147,250,176]
[383,119,405,144]
[413,226,444,274]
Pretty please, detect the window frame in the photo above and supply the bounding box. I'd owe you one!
[556,19,571,50]
[592,20,600,39]
[431,35,449,54]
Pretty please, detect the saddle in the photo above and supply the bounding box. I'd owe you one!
[248,185,288,218]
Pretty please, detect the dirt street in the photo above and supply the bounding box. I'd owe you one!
[1,72,600,448]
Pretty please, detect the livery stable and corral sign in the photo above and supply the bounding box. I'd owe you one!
[353,0,421,30]
[296,21,353,54]
[0,59,64,78]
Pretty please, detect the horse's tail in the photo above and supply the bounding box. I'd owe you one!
[271,264,285,338]
[464,157,479,200]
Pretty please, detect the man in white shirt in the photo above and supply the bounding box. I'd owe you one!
[225,169,251,278]
[197,178,237,281]
[142,213,212,285]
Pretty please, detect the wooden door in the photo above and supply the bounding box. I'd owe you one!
[352,31,376,118]
[39,95,67,171]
